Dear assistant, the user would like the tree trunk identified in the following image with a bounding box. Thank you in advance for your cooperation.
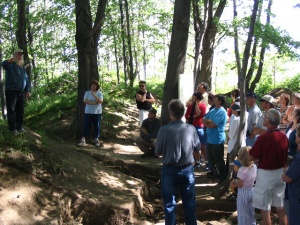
[249,0,272,92]
[111,19,120,85]
[214,0,260,197]
[16,0,31,82]
[74,0,108,138]
[124,0,134,87]
[119,0,128,85]
[0,40,7,120]
[161,0,191,125]
[192,0,206,90]
[195,0,227,88]
[26,4,37,87]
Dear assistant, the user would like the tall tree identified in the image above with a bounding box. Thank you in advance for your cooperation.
[0,39,6,119]
[193,0,227,89]
[124,0,135,87]
[161,0,191,125]
[214,0,260,198]
[74,0,108,138]
[119,0,128,85]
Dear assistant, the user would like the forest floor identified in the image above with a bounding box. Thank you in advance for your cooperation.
[0,102,280,225]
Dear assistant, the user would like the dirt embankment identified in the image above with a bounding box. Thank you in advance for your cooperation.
[0,104,238,225]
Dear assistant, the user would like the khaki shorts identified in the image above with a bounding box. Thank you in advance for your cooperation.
[252,168,285,211]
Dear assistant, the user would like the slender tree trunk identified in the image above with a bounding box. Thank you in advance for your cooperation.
[74,0,108,138]
[213,0,260,198]
[192,0,207,90]
[111,20,120,85]
[197,0,227,88]
[16,0,31,82]
[26,5,37,87]
[124,0,134,87]
[119,0,128,85]
[245,3,262,91]
[161,0,191,125]
[0,40,7,119]
[249,0,272,92]
[233,0,241,86]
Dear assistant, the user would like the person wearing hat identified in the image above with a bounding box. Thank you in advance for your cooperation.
[249,109,288,225]
[134,108,161,158]
[252,94,275,136]
[78,80,103,147]
[1,49,31,135]
[227,102,247,155]
[245,92,262,146]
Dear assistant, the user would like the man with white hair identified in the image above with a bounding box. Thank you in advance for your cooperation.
[249,109,288,225]
[2,49,31,135]
[252,94,275,136]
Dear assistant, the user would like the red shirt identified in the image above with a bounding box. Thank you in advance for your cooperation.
[249,128,288,170]
[185,102,206,127]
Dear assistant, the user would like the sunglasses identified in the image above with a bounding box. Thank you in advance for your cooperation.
[139,85,145,87]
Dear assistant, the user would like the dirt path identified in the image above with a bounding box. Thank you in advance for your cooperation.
[0,104,237,225]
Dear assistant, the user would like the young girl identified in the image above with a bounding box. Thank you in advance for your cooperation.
[234,146,257,225]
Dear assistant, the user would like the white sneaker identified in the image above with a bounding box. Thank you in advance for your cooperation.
[77,141,86,146]
[11,130,19,136]
[95,139,100,147]
[17,128,26,134]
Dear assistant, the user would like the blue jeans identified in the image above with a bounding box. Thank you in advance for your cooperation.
[246,135,257,147]
[83,114,101,139]
[161,164,197,225]
[5,90,25,131]
[194,127,206,144]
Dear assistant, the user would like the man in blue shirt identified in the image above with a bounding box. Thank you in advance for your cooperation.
[2,49,31,135]
[203,94,227,184]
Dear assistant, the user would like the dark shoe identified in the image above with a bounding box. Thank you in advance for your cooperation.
[205,167,211,172]
[141,150,153,158]
[227,194,237,201]
[193,162,202,169]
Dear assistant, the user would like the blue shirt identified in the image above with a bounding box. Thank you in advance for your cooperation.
[155,120,201,166]
[2,60,30,92]
[204,107,227,144]
[84,90,103,114]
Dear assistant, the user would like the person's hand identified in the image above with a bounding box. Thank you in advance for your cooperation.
[141,127,148,135]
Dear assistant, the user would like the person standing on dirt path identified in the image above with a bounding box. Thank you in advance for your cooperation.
[203,94,227,184]
[249,109,288,225]
[135,80,155,126]
[155,99,200,225]
[78,80,103,147]
[134,108,161,158]
[2,49,31,136]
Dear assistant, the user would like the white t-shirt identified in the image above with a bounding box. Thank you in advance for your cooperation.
[227,112,248,153]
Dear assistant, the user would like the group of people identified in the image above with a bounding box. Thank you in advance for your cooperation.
[3,48,300,225]
[133,80,300,225]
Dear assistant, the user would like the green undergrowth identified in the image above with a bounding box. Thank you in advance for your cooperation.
[0,120,32,154]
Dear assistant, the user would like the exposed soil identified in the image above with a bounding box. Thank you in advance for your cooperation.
[0,103,264,225]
